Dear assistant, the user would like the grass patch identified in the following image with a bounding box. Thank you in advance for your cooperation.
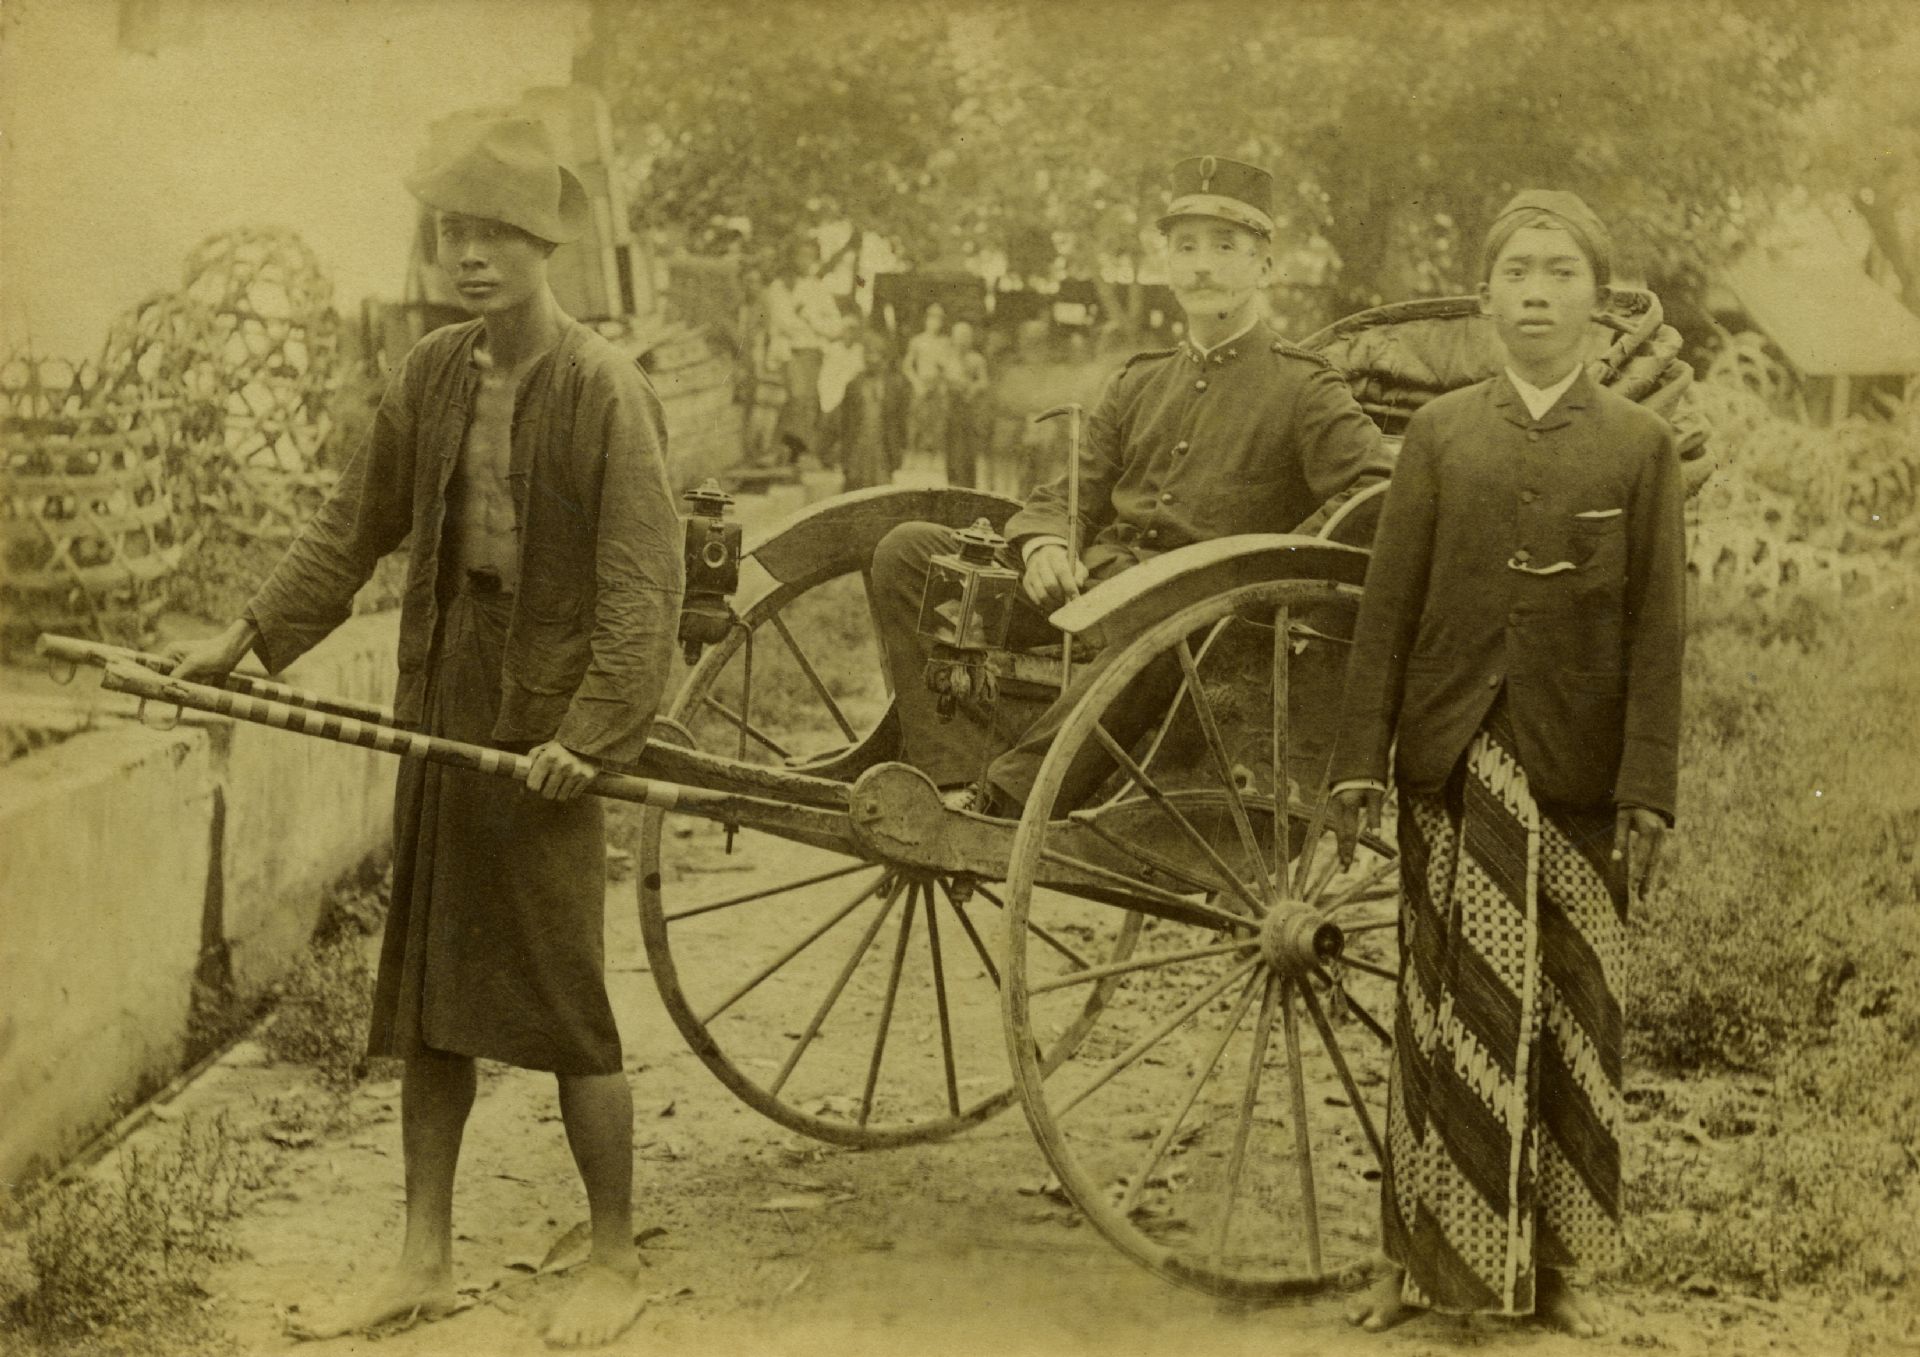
[1621,388,1920,1316]
[258,864,397,1096]
[0,1115,267,1355]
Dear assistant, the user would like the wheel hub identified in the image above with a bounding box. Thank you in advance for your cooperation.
[1258,902,1342,976]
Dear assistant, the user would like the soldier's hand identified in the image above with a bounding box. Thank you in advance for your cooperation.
[167,620,257,681]
[526,741,597,802]
[1613,804,1667,901]
[1328,786,1383,869]
[1022,543,1088,611]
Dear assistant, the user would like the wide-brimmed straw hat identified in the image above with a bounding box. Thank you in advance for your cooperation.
[405,117,588,245]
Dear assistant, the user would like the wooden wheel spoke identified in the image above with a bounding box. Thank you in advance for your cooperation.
[1173,639,1274,896]
[1057,958,1259,1117]
[922,881,962,1117]
[700,694,792,761]
[1074,812,1226,897]
[1299,981,1385,1162]
[697,871,885,1025]
[1339,919,1399,936]
[665,862,877,924]
[1317,977,1393,1047]
[1324,855,1400,913]
[1271,605,1291,878]
[975,882,1096,970]
[940,880,1000,989]
[769,874,907,1096]
[858,886,919,1126]
[1334,956,1398,984]
[1118,966,1262,1216]
[770,611,858,742]
[1028,938,1256,995]
[1288,747,1341,897]
[1088,725,1266,914]
[1031,849,1255,935]
[1301,849,1341,908]
[1278,978,1324,1275]
[1213,970,1281,1265]
[738,626,754,764]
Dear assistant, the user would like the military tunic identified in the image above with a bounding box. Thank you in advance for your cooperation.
[871,317,1390,805]
[1003,318,1389,567]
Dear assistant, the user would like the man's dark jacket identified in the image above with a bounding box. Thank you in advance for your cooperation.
[245,318,684,766]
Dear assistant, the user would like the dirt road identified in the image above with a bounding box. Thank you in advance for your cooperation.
[154,815,1868,1357]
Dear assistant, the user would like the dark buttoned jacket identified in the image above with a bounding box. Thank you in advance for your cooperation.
[1003,320,1390,572]
[1332,370,1686,820]
[245,318,685,766]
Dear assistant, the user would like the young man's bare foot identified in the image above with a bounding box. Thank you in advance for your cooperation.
[286,1263,456,1341]
[1344,1267,1417,1332]
[543,1259,646,1348]
[1536,1269,1606,1338]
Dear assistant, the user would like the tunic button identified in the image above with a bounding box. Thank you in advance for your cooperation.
[1527,430,1541,442]
[1508,611,1522,626]
[1519,488,1538,504]
[1195,378,1209,391]
[1486,674,1502,690]
[1173,441,1190,455]
[1160,491,1174,503]
[1145,529,1158,541]
[1513,547,1532,564]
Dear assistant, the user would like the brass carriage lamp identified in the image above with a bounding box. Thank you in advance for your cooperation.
[918,518,1018,719]
[678,478,741,665]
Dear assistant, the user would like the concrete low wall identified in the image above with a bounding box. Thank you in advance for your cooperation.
[0,612,400,1186]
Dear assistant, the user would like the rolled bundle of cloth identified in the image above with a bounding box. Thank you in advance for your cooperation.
[1301,286,1713,495]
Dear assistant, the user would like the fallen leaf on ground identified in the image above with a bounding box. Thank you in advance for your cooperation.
[780,1266,813,1297]
[1016,1175,1070,1204]
[264,1126,315,1148]
[657,1101,676,1118]
[755,1192,855,1212]
[538,1220,592,1274]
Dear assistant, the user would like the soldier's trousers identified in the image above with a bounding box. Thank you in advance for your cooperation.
[869,521,1180,812]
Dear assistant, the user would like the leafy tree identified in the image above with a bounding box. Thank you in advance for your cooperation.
[589,0,1897,328]
[585,0,961,258]
[1793,0,1920,304]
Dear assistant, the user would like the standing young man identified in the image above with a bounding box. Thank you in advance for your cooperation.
[1331,190,1684,1338]
[169,118,683,1348]
[870,156,1390,813]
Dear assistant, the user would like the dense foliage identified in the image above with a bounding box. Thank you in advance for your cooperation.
[590,0,1912,323]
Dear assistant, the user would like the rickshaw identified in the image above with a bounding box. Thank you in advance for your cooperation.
[48,286,1706,1304]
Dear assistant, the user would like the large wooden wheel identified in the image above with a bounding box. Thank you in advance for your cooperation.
[636,495,1140,1147]
[1002,577,1401,1300]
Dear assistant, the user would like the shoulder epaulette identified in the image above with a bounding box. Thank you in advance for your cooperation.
[1119,345,1180,375]
[1268,339,1338,371]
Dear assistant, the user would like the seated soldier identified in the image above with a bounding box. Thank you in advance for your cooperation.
[869,155,1392,815]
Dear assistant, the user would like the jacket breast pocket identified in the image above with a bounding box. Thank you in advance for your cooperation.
[1566,509,1626,578]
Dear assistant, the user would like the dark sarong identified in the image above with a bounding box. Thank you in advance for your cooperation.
[367,581,621,1075]
[1383,702,1626,1316]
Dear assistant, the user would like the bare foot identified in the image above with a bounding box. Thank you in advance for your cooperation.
[543,1261,647,1348]
[1345,1268,1417,1332]
[1537,1270,1607,1338]
[286,1264,456,1341]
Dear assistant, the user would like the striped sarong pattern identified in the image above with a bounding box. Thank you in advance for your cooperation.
[1381,703,1627,1316]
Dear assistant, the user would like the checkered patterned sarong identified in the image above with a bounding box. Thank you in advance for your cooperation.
[1382,703,1627,1316]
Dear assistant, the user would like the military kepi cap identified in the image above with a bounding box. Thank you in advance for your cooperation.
[1156,155,1275,239]
[406,117,588,245]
